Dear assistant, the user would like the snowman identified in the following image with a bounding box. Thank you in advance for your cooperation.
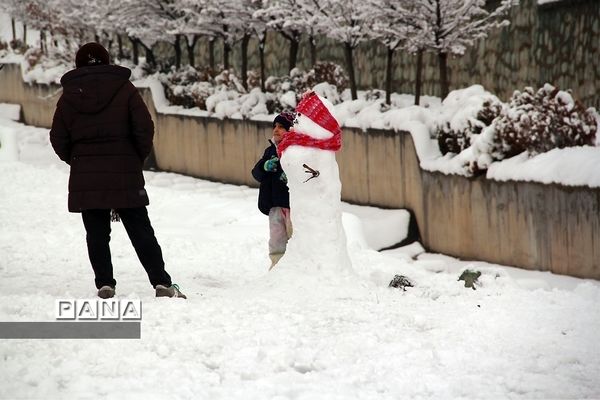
[275,91,353,274]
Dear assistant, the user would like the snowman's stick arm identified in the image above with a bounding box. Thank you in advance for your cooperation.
[302,163,320,183]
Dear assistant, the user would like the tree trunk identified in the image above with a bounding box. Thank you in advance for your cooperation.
[23,24,27,44]
[208,39,215,71]
[223,40,231,70]
[259,34,266,92]
[415,49,423,106]
[288,37,299,72]
[309,35,317,66]
[130,37,139,65]
[438,51,449,99]
[185,35,199,67]
[106,32,113,56]
[174,34,182,69]
[117,35,124,59]
[144,44,156,67]
[40,30,45,54]
[344,42,357,100]
[94,34,100,43]
[11,18,16,42]
[222,23,231,70]
[385,47,394,105]
[241,34,250,90]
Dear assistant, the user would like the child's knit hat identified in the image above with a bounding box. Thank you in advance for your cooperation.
[273,111,295,131]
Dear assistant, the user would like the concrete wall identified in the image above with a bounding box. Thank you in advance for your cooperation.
[1,62,599,279]
[0,65,59,127]
[418,173,600,279]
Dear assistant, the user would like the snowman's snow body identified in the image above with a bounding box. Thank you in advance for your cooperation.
[277,93,352,273]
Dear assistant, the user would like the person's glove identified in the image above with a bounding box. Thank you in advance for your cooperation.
[264,156,279,172]
[279,171,288,184]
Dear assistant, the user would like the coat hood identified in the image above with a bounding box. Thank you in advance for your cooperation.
[60,65,132,114]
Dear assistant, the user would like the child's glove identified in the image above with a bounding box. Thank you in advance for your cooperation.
[264,156,279,172]
[279,171,288,184]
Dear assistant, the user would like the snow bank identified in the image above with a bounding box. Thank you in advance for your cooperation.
[0,125,18,161]
[0,103,20,121]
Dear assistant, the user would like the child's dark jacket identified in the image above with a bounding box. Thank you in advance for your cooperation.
[252,141,290,215]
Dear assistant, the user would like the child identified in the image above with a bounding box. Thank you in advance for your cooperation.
[252,111,295,269]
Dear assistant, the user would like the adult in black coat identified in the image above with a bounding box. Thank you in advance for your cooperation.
[252,112,294,268]
[49,42,185,299]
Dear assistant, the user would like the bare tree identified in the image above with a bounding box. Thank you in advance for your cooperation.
[201,0,246,71]
[254,0,304,72]
[363,0,432,104]
[410,0,513,99]
[311,0,371,100]
[250,0,271,90]
[1,0,29,43]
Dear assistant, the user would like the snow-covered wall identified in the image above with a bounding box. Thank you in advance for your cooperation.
[1,62,599,279]
[0,64,60,128]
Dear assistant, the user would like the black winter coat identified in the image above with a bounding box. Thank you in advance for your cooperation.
[252,141,290,215]
[50,65,153,212]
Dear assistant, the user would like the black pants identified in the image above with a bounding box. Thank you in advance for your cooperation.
[81,207,172,289]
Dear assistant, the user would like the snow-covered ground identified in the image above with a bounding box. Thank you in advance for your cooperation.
[1,105,600,399]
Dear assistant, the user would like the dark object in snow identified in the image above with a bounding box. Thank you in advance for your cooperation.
[458,269,481,290]
[389,275,414,291]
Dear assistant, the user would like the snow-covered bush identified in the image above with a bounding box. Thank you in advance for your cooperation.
[246,69,262,90]
[8,39,27,53]
[438,99,503,155]
[302,62,348,95]
[491,84,598,159]
[169,81,214,110]
[0,40,8,58]
[21,47,73,84]
[435,84,599,176]
[265,62,348,106]
[273,62,348,111]
[158,62,348,115]
[24,47,44,68]
[164,65,213,86]
[214,69,247,93]
[0,38,26,57]
[160,66,215,109]
[435,86,503,155]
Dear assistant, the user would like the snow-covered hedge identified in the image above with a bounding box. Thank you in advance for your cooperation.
[159,62,348,116]
[492,85,597,158]
[436,89,503,155]
[0,39,27,57]
[436,84,599,175]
